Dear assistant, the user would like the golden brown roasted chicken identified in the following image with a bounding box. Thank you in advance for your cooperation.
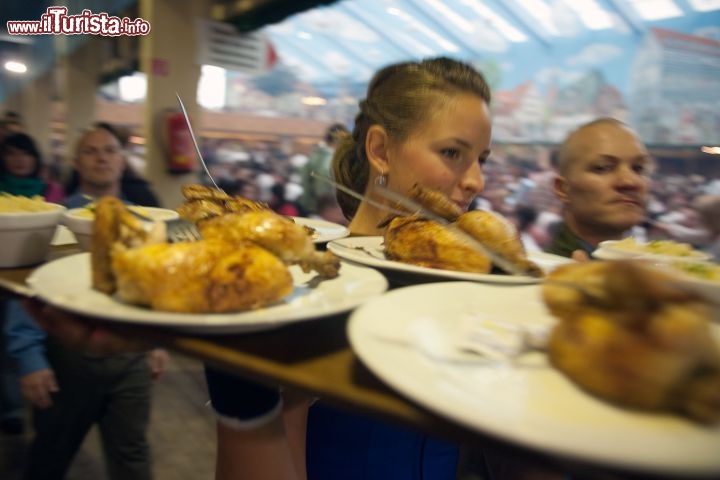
[384,216,492,273]
[176,184,269,223]
[383,185,542,276]
[176,184,338,278]
[91,197,167,294]
[199,210,340,278]
[90,192,338,314]
[543,260,720,424]
[111,239,292,313]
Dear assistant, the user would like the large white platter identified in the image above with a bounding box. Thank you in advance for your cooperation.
[292,217,349,243]
[347,281,720,476]
[27,253,387,334]
[328,236,573,284]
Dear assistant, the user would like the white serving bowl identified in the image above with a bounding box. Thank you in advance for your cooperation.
[0,203,66,268]
[62,206,180,251]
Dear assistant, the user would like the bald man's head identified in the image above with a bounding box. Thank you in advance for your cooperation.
[556,118,645,176]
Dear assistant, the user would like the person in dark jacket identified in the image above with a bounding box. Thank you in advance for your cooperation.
[6,123,168,480]
[63,123,160,208]
[545,118,652,260]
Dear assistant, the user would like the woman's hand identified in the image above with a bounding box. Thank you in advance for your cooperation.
[571,250,590,262]
[147,348,170,380]
[20,368,59,409]
[21,298,147,356]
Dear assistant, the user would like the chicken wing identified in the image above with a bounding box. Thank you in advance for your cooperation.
[543,260,720,424]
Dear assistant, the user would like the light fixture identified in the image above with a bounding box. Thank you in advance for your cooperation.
[4,60,27,74]
[514,0,560,35]
[459,0,528,42]
[701,146,720,154]
[301,96,327,106]
[385,5,458,52]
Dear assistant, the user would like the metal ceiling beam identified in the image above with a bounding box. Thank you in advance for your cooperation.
[601,0,645,36]
[313,32,379,72]
[405,0,500,57]
[269,37,338,77]
[671,0,697,17]
[488,0,551,49]
[337,1,420,58]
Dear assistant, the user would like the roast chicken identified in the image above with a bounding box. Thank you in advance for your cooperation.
[384,217,492,273]
[90,189,339,314]
[199,211,340,278]
[382,185,542,277]
[179,185,339,277]
[543,260,720,424]
[111,239,292,313]
[176,184,271,222]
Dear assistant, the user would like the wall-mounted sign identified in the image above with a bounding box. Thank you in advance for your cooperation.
[196,19,277,74]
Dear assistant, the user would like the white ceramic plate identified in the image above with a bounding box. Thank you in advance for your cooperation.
[51,225,77,246]
[327,236,573,284]
[292,217,349,243]
[27,253,387,334]
[347,282,720,476]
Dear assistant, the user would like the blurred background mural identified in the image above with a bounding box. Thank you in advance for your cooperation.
[1,0,719,147]
[208,0,720,146]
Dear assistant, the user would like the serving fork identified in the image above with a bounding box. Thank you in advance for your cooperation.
[121,92,216,243]
[122,208,201,243]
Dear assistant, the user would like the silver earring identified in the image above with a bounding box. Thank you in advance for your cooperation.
[375,172,387,187]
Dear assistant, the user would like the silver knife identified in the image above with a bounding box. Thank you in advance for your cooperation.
[310,172,534,277]
[372,185,533,277]
[175,92,222,192]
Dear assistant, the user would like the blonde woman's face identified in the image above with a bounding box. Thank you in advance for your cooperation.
[386,93,491,212]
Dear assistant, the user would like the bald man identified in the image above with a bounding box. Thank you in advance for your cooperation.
[545,118,653,259]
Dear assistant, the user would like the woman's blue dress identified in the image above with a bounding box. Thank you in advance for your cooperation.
[307,402,459,480]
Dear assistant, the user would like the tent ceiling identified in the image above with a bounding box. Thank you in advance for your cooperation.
[1,0,718,101]
[253,0,720,94]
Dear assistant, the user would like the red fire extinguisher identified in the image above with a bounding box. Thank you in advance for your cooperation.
[166,111,195,174]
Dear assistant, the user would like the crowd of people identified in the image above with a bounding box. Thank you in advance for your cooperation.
[1,52,719,480]
[194,124,720,262]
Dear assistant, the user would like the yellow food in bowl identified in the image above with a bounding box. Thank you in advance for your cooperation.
[0,193,58,212]
[671,261,720,282]
[0,195,66,267]
[62,205,179,251]
[71,203,151,219]
[609,237,708,259]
